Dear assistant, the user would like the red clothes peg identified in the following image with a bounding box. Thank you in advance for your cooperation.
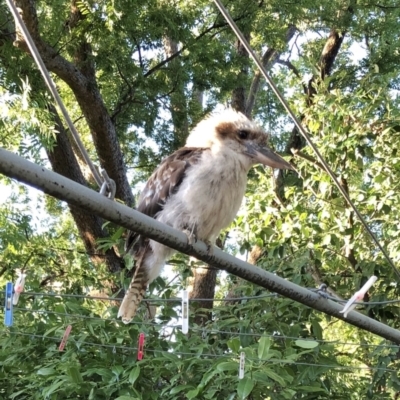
[137,333,145,360]
[59,325,72,351]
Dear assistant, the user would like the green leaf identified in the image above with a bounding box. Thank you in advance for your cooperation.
[199,368,219,387]
[186,388,200,399]
[295,339,319,349]
[111,226,125,241]
[37,367,57,375]
[311,320,323,340]
[258,336,271,360]
[227,337,240,353]
[295,385,326,393]
[10,390,28,399]
[161,352,180,362]
[240,326,253,348]
[112,365,124,378]
[114,396,140,400]
[322,234,331,246]
[43,326,61,337]
[237,377,254,400]
[128,366,140,385]
[216,362,239,372]
[219,317,238,328]
[42,380,65,397]
[264,369,286,386]
[124,254,134,270]
[66,366,83,383]
[170,385,195,395]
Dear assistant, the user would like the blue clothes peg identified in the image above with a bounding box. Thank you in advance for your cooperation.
[5,282,13,327]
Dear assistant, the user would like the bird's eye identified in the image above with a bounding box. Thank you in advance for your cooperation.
[238,130,248,140]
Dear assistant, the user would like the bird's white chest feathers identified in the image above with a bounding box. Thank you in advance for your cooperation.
[158,150,249,241]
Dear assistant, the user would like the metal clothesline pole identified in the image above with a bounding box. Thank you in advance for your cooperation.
[0,147,400,344]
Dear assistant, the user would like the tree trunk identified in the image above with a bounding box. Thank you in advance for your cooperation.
[47,106,124,278]
[188,265,218,326]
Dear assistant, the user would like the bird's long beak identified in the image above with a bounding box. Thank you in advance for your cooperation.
[246,143,293,170]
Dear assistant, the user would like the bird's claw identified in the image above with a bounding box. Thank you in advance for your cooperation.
[183,228,197,245]
[204,239,214,255]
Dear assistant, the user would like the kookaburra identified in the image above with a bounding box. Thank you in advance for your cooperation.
[118,109,293,323]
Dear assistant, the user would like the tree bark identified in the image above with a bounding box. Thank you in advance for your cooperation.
[47,106,124,276]
[188,265,218,325]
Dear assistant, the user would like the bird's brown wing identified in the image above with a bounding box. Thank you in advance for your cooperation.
[125,147,207,254]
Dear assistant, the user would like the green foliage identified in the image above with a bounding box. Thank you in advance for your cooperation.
[2,0,400,398]
[2,282,399,399]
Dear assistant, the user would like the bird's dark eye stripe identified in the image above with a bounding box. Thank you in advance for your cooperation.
[238,130,248,139]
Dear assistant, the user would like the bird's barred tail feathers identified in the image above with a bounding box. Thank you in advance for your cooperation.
[118,263,148,324]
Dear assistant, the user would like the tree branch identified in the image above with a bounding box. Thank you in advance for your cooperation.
[290,148,326,172]
[111,21,230,120]
[13,0,134,206]
[245,25,297,116]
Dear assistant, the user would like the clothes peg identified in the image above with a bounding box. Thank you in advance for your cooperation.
[59,325,72,351]
[4,282,13,327]
[137,333,145,360]
[340,276,378,318]
[239,351,245,379]
[13,273,26,305]
[182,290,189,334]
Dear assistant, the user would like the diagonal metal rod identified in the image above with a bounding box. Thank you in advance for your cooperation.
[213,0,400,281]
[5,0,103,188]
[1,147,400,344]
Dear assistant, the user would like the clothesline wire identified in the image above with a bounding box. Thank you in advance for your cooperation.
[4,290,400,306]
[9,291,279,303]
[1,329,396,373]
[9,307,400,349]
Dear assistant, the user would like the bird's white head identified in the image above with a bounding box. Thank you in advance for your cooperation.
[185,109,293,171]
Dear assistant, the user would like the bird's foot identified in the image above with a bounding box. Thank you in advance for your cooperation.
[183,227,197,245]
[203,239,214,255]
